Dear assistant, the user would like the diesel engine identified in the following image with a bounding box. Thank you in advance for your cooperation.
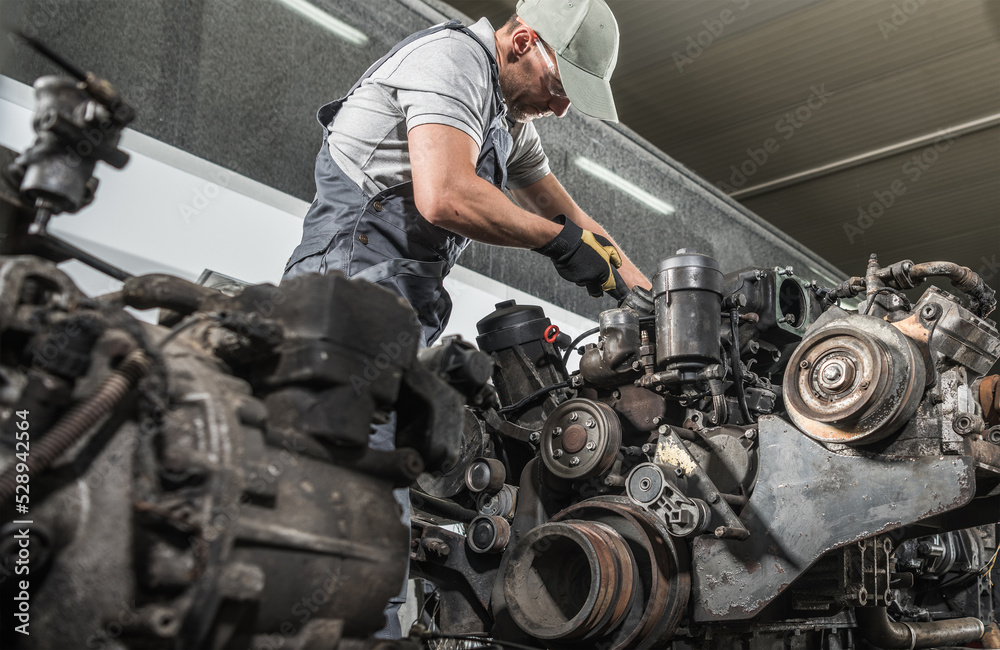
[409,251,1000,650]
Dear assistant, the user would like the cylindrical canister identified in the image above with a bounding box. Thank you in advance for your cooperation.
[654,250,723,369]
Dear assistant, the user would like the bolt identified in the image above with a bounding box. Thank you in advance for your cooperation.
[553,427,563,437]
[745,429,757,440]
[799,360,810,369]
[860,380,870,389]
[585,418,596,428]
[585,441,596,451]
[658,425,668,434]
[674,467,685,478]
[641,443,653,454]
[708,492,720,504]
[655,385,665,392]
[425,539,450,557]
[569,413,579,422]
[530,431,540,443]
[652,416,662,425]
[822,363,843,383]
[632,360,643,370]
[569,456,581,467]
[817,358,854,391]
[553,449,564,459]
[612,390,621,399]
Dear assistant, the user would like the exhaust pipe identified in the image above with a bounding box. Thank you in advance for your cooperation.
[855,607,985,649]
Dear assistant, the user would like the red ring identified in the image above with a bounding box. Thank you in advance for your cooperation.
[544,324,559,343]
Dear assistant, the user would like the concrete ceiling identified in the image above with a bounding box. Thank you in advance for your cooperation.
[447,0,1000,288]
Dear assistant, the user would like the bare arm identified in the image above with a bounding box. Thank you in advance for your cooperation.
[409,123,561,248]
[511,173,652,290]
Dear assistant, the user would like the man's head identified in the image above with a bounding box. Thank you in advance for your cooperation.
[495,0,620,124]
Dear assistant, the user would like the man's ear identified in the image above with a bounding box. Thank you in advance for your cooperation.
[509,26,533,57]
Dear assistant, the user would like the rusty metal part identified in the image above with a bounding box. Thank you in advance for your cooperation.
[784,309,925,445]
[790,536,896,612]
[626,462,711,538]
[122,273,217,314]
[603,382,668,435]
[907,260,996,317]
[983,622,1000,648]
[410,519,497,628]
[466,515,510,554]
[654,426,749,539]
[0,348,151,505]
[580,308,642,386]
[502,518,636,641]
[540,398,621,480]
[477,484,518,520]
[910,286,1000,375]
[464,457,506,493]
[545,498,690,650]
[855,606,985,649]
[691,416,976,622]
[980,375,1000,426]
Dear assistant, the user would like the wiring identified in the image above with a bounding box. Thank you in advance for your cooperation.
[561,325,600,367]
[862,287,912,315]
[981,544,999,589]
[497,380,570,415]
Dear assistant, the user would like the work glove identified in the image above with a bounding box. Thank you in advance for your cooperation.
[534,215,627,299]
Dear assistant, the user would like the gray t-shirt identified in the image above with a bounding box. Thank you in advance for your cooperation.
[326,18,551,197]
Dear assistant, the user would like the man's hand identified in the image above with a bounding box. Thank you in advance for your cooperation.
[535,215,626,298]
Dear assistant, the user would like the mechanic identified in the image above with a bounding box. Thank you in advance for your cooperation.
[282,0,649,638]
[284,0,650,347]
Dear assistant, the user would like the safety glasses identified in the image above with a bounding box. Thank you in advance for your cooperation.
[517,17,568,99]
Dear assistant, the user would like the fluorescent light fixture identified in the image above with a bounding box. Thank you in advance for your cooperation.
[573,157,675,215]
[274,0,369,46]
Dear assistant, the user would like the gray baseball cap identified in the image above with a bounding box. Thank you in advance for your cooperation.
[516,0,620,122]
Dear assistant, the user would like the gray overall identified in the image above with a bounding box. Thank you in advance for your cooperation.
[283,20,513,348]
[282,21,512,638]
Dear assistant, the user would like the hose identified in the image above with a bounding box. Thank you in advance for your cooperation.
[561,326,600,368]
[855,606,985,649]
[908,261,996,317]
[497,381,570,415]
[0,349,153,506]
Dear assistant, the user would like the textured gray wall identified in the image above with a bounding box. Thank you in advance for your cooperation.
[1,0,844,321]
